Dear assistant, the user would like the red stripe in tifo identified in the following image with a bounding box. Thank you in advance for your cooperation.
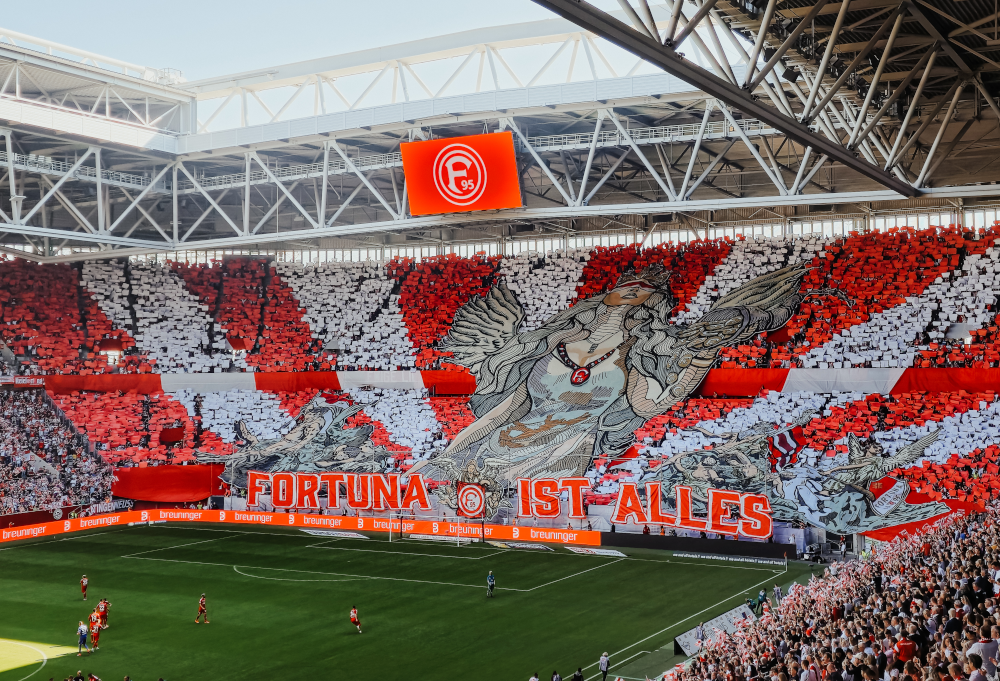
[696,369,790,397]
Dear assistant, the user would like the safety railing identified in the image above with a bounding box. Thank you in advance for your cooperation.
[520,118,791,151]
[175,151,404,192]
[0,150,154,189]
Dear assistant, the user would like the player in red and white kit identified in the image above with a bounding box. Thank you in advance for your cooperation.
[80,575,88,601]
[90,619,101,650]
[350,606,361,633]
[97,598,110,629]
[195,593,209,624]
[89,609,100,630]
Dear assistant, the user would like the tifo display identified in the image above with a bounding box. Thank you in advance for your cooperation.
[3,225,1000,543]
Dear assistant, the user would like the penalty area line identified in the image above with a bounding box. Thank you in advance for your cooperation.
[305,543,507,560]
[523,558,625,592]
[232,566,368,583]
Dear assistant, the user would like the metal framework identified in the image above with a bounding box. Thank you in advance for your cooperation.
[2,1,1000,262]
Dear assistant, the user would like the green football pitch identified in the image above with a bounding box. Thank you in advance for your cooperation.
[0,523,815,681]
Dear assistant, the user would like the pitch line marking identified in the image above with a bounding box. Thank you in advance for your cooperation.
[523,558,625,591]
[137,524,783,573]
[126,555,512,590]
[581,564,788,681]
[305,543,507,560]
[124,553,625,592]
[121,534,243,558]
[232,566,367,583]
[2,640,47,681]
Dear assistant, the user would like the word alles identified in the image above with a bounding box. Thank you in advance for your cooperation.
[517,478,773,539]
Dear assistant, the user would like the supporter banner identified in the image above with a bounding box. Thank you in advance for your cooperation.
[45,374,163,394]
[674,603,756,656]
[112,464,226,502]
[671,551,787,566]
[0,497,132,530]
[601,532,790,559]
[515,477,773,539]
[0,376,45,387]
[0,509,601,546]
[0,505,75,528]
[241,471,773,539]
[401,132,522,216]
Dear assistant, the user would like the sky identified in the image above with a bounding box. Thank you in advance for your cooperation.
[5,0,615,81]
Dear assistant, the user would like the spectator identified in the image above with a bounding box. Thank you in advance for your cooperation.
[673,511,1000,681]
[0,390,112,515]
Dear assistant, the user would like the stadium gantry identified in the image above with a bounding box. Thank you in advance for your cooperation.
[2,0,1000,263]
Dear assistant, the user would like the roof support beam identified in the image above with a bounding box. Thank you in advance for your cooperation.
[530,0,917,197]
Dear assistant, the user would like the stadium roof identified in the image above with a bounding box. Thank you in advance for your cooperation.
[1,0,999,262]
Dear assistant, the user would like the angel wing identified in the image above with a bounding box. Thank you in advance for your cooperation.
[843,430,939,482]
[676,264,813,361]
[710,263,809,312]
[440,279,525,375]
[882,430,940,474]
[234,420,259,447]
[846,432,868,465]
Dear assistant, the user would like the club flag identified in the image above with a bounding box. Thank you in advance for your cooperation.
[768,426,804,472]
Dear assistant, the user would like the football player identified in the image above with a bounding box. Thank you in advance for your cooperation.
[195,593,209,624]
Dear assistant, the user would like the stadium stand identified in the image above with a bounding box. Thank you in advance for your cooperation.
[500,249,588,330]
[0,390,112,514]
[675,510,998,681]
[53,390,233,466]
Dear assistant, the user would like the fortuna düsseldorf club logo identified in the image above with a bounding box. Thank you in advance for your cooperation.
[433,144,488,206]
[457,482,486,517]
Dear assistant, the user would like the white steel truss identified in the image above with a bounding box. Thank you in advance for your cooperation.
[1,5,1000,261]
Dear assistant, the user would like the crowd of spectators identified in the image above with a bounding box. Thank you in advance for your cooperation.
[677,511,1000,681]
[0,389,113,515]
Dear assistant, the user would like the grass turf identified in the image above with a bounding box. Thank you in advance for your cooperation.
[0,523,813,681]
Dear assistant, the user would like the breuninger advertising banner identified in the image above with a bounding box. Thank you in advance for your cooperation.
[0,509,602,546]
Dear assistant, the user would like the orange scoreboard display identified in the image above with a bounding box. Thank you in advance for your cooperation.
[400,131,522,216]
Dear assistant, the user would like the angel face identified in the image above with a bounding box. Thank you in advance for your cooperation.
[603,283,655,307]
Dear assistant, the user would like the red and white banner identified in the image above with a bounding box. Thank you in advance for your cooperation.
[0,376,45,387]
[42,369,476,395]
[36,368,1000,397]
[608,483,774,539]
[401,132,522,216]
[513,477,773,539]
